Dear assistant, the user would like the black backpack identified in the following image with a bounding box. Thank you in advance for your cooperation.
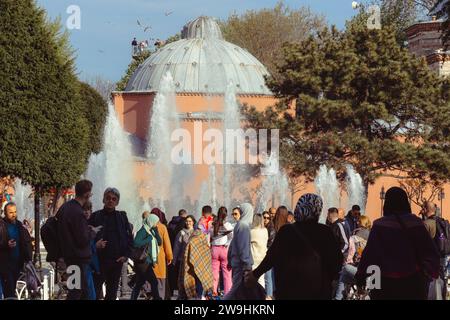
[40,216,61,262]
[434,217,450,257]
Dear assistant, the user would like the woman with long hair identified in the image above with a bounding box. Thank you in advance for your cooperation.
[150,208,173,299]
[209,207,233,295]
[263,211,276,299]
[273,206,289,232]
[250,213,268,289]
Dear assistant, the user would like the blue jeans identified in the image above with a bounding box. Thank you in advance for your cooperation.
[0,275,3,299]
[335,264,357,300]
[86,265,96,300]
[264,268,274,297]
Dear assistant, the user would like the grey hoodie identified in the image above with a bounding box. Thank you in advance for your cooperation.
[227,203,254,270]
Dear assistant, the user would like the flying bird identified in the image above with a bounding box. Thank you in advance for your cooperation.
[165,11,174,16]
[137,19,152,32]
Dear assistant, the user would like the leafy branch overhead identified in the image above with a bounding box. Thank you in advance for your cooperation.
[244,16,450,189]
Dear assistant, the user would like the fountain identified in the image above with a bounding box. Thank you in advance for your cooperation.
[222,81,244,209]
[85,103,141,228]
[13,178,34,221]
[256,152,289,213]
[314,165,340,224]
[144,71,185,217]
[346,164,366,212]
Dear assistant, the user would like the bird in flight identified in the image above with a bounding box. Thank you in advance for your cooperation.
[137,19,152,32]
[165,11,174,16]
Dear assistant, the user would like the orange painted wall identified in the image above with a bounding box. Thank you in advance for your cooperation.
[113,92,279,140]
[113,92,450,222]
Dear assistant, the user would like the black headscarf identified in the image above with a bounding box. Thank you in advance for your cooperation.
[383,187,412,216]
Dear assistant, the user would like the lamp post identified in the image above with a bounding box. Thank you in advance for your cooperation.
[438,188,445,216]
[380,186,386,215]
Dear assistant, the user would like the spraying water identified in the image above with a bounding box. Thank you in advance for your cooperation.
[346,164,366,212]
[146,72,180,213]
[314,165,340,224]
[223,81,243,208]
[13,179,34,221]
[85,103,141,228]
[256,152,289,213]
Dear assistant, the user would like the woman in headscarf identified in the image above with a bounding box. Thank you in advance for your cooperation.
[223,203,254,300]
[245,194,342,300]
[150,208,173,299]
[150,207,168,225]
[130,214,162,300]
[355,187,440,300]
[173,215,196,299]
[178,229,214,299]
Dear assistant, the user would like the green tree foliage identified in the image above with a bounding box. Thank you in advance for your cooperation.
[430,0,450,46]
[78,82,108,154]
[115,34,181,91]
[360,1,439,45]
[244,19,450,190]
[220,1,326,77]
[0,0,90,189]
[115,50,151,91]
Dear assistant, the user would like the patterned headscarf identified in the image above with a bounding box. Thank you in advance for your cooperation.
[294,193,323,222]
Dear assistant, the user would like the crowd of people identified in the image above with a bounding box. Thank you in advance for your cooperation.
[0,179,448,300]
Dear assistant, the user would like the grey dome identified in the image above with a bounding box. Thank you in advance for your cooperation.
[125,16,272,95]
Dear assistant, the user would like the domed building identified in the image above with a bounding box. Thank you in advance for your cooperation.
[114,16,277,141]
[112,16,283,213]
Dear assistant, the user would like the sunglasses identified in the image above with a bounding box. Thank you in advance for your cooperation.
[106,196,118,201]
[263,216,270,220]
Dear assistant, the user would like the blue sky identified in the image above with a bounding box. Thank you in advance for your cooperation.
[36,0,358,82]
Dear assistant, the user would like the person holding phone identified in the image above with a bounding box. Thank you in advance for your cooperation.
[0,202,32,299]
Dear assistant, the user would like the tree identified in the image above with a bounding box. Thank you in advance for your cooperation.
[78,82,108,154]
[115,34,181,91]
[116,50,152,91]
[244,19,450,199]
[0,0,92,265]
[360,0,439,45]
[430,0,450,47]
[399,177,442,206]
[220,1,326,77]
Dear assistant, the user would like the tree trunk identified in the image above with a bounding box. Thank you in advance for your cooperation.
[33,189,41,269]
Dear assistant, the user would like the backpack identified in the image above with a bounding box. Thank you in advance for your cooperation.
[40,216,60,262]
[434,217,450,257]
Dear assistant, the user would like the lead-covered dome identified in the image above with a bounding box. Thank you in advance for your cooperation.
[125,16,272,95]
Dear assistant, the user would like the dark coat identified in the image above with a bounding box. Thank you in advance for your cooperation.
[89,209,133,261]
[253,221,343,300]
[0,218,33,273]
[56,199,91,264]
